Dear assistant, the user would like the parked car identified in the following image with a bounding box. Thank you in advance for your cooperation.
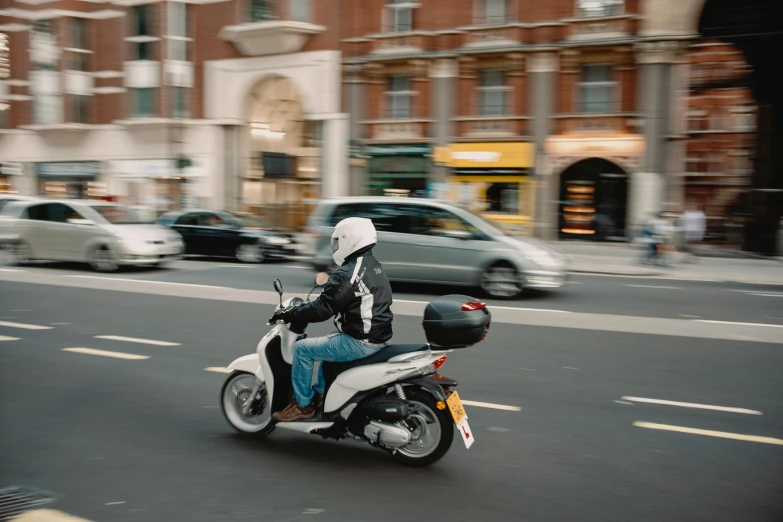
[0,199,185,271]
[0,195,40,212]
[303,197,569,299]
[156,210,296,263]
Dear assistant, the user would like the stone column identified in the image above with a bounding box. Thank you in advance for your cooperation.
[527,52,558,240]
[633,41,680,225]
[429,59,458,184]
[344,65,365,196]
[321,114,350,199]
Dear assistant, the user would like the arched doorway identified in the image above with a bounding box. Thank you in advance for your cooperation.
[244,75,321,228]
[558,158,628,241]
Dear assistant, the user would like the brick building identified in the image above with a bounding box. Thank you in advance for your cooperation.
[0,0,761,241]
[679,40,756,246]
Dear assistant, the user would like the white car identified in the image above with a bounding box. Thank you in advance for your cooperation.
[0,199,185,271]
[0,194,40,212]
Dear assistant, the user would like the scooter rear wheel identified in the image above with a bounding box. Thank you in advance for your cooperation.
[393,388,454,467]
[221,371,275,436]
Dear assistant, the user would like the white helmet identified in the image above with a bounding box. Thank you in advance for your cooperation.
[331,217,377,266]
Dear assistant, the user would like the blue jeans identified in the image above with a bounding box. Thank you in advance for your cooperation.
[291,333,384,408]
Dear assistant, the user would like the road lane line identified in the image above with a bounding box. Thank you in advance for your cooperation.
[62,347,150,360]
[204,366,233,374]
[621,396,762,415]
[749,293,783,297]
[462,400,521,412]
[633,421,783,446]
[0,320,53,330]
[95,335,181,346]
[0,268,24,272]
[694,319,783,328]
[625,284,682,289]
[68,275,225,289]
[0,335,21,342]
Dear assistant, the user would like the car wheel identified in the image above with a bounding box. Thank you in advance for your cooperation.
[480,262,524,299]
[11,241,32,266]
[89,245,119,272]
[236,242,265,264]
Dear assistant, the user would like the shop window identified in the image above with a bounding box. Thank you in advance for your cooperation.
[477,69,508,116]
[385,0,413,33]
[289,0,310,22]
[576,0,623,17]
[579,64,616,114]
[250,0,277,22]
[131,88,157,118]
[386,75,413,119]
[172,86,190,118]
[476,0,509,25]
[485,182,519,214]
[71,94,89,124]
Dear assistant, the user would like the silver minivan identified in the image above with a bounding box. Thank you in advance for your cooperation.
[302,197,569,299]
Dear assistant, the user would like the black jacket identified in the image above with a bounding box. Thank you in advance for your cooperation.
[290,249,394,343]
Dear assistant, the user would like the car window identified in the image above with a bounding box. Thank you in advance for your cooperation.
[415,206,490,240]
[363,203,417,234]
[200,213,229,227]
[0,199,15,212]
[327,204,364,227]
[47,203,85,224]
[27,203,52,221]
[174,213,199,226]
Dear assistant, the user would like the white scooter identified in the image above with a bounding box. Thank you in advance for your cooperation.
[220,273,491,466]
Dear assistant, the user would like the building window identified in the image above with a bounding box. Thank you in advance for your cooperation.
[136,41,154,60]
[167,2,188,61]
[289,0,310,22]
[385,0,413,32]
[0,103,9,129]
[731,108,755,130]
[709,108,727,131]
[31,20,58,71]
[250,0,277,21]
[579,64,616,114]
[172,86,189,118]
[688,110,707,132]
[477,69,508,116]
[386,75,413,119]
[133,5,155,60]
[71,18,89,71]
[576,0,623,17]
[33,95,62,124]
[70,94,89,123]
[131,87,156,117]
[476,0,509,25]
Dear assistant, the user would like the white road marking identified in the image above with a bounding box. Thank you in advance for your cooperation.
[563,366,580,370]
[204,366,233,374]
[68,275,224,289]
[11,309,31,312]
[679,314,701,318]
[519,367,538,372]
[694,319,783,329]
[621,396,762,415]
[730,289,783,295]
[0,320,53,330]
[303,508,325,514]
[625,284,682,290]
[749,293,783,297]
[286,265,311,270]
[95,335,181,346]
[62,347,150,360]
[566,281,583,284]
[614,400,634,406]
[393,299,570,314]
[0,335,21,342]
[51,322,71,326]
[633,421,783,446]
[218,264,256,268]
[462,400,521,412]
[0,268,23,272]
[105,501,126,506]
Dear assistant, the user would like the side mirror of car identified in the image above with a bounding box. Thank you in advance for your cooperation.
[68,218,95,226]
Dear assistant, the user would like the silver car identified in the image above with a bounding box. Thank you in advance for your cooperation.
[0,199,185,272]
[303,197,569,299]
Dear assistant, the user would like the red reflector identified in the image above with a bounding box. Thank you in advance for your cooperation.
[461,300,486,311]
[432,355,448,370]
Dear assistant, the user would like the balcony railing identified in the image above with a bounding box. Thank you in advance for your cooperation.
[554,114,636,134]
[369,32,425,54]
[454,116,529,137]
[463,26,518,46]
[568,17,631,39]
[362,119,430,141]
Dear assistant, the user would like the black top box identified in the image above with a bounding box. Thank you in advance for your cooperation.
[422,295,491,348]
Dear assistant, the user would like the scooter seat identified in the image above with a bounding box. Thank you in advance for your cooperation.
[322,344,429,394]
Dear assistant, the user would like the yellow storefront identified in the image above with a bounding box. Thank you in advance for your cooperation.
[434,142,536,235]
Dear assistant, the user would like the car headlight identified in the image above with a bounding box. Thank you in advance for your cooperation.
[522,248,559,267]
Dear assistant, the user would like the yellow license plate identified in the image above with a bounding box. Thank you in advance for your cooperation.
[446,391,467,425]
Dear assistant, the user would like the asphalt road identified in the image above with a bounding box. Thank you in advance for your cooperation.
[1,259,783,522]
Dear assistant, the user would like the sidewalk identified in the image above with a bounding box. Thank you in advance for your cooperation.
[555,242,783,284]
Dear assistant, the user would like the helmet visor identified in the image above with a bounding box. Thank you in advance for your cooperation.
[330,236,339,254]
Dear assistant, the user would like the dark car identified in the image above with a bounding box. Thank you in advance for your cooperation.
[156,210,296,263]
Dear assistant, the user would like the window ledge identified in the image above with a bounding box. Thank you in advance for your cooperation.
[219,20,325,56]
[553,113,638,119]
[453,115,530,121]
[19,123,92,132]
[360,118,433,124]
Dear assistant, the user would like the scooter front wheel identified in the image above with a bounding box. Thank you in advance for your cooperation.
[221,371,275,436]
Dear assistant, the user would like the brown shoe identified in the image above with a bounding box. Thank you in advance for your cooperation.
[313,393,324,411]
[273,400,315,422]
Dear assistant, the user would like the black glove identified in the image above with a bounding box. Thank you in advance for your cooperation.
[268,304,299,325]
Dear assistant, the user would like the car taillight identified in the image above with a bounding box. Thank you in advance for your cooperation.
[461,300,486,311]
[432,355,448,370]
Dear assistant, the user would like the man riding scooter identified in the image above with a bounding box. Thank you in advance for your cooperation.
[268,217,394,422]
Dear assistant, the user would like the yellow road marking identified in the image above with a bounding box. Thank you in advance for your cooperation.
[634,421,783,446]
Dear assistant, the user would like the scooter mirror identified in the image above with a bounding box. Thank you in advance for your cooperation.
[314,272,329,287]
[273,279,284,306]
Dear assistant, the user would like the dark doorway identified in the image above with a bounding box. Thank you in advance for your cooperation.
[558,158,628,241]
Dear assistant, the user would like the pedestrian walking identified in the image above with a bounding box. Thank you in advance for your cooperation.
[679,203,707,263]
